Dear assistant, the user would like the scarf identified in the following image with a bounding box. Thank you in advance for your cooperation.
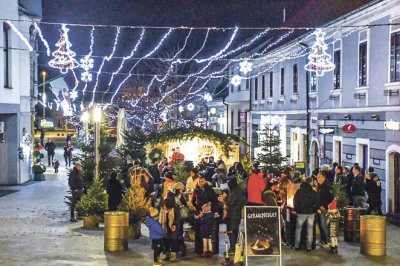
[159,207,175,231]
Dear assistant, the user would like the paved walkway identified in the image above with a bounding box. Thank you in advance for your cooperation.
[0,150,400,265]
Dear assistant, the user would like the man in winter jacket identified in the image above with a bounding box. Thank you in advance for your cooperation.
[68,163,83,222]
[293,178,320,251]
[317,171,334,246]
[351,165,366,207]
[365,167,383,215]
[44,138,56,167]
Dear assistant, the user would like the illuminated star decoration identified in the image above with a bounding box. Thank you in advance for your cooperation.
[178,105,184,112]
[70,90,78,101]
[187,103,195,111]
[239,60,252,74]
[231,75,242,86]
[204,93,212,102]
[80,55,94,82]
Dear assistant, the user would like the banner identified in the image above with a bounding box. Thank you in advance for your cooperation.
[244,206,281,259]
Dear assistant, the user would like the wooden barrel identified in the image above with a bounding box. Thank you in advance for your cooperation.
[344,207,367,242]
[360,215,386,256]
[104,212,129,252]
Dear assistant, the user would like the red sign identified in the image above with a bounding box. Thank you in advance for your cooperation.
[342,124,356,133]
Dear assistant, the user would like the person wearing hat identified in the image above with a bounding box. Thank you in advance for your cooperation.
[195,202,215,257]
[326,199,341,254]
[144,207,166,266]
[162,171,177,200]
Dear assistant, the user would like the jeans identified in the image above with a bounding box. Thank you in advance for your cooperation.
[70,189,83,219]
[47,153,54,166]
[353,196,366,208]
[65,156,71,167]
[295,213,315,250]
[317,210,329,243]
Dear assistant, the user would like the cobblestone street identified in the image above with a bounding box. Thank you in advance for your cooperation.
[0,150,399,265]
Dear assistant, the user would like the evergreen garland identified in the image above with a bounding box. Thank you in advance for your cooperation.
[257,124,288,174]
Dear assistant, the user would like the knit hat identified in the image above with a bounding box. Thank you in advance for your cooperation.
[149,207,159,218]
[174,182,184,191]
[328,200,337,210]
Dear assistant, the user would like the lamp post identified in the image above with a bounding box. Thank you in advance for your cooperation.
[80,111,89,145]
[93,106,101,180]
[42,71,46,118]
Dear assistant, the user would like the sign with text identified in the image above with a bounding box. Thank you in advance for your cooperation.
[244,206,281,259]
[318,127,335,134]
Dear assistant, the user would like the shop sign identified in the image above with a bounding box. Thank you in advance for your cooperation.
[40,119,55,129]
[384,120,400,131]
[318,127,335,134]
[342,124,356,133]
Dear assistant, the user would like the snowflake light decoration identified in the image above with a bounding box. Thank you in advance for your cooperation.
[239,60,252,74]
[187,103,195,111]
[230,75,242,86]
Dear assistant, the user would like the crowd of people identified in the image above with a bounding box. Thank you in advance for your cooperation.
[67,144,383,265]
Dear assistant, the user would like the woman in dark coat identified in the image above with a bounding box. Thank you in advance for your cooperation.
[106,171,123,211]
[159,198,181,262]
[226,179,246,253]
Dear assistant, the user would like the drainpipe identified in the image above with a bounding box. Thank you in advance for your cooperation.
[222,96,229,134]
[303,43,311,176]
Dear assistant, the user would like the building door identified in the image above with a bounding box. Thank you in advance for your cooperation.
[362,144,368,173]
[394,152,400,213]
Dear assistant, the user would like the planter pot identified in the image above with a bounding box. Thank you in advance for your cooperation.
[83,215,100,229]
[128,223,141,240]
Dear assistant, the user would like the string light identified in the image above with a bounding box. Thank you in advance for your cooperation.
[33,22,50,55]
[4,20,33,52]
[204,93,212,102]
[90,27,121,107]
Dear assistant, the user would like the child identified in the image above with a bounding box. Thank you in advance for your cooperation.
[195,202,215,258]
[326,199,341,254]
[53,159,60,173]
[144,207,166,266]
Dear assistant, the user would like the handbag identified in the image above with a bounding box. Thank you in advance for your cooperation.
[180,206,190,219]
[234,231,244,264]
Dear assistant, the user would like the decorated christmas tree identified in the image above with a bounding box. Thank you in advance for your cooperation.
[48,24,79,74]
[257,124,287,174]
[304,29,335,76]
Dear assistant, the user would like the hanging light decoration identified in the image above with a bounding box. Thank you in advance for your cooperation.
[178,105,184,112]
[239,60,252,74]
[187,103,195,111]
[204,93,213,102]
[230,75,242,86]
[305,29,335,76]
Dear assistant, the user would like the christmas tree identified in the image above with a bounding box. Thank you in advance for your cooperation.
[304,29,335,76]
[49,24,79,74]
[76,179,108,217]
[256,124,287,175]
[117,127,147,165]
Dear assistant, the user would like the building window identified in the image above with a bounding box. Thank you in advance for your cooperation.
[261,75,265,100]
[246,74,250,90]
[293,64,298,94]
[333,50,341,89]
[359,42,367,86]
[269,71,273,97]
[237,110,241,136]
[3,23,11,88]
[254,77,258,101]
[310,71,317,92]
[390,31,400,82]
[280,67,284,96]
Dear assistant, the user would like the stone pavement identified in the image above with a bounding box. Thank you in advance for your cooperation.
[0,150,400,265]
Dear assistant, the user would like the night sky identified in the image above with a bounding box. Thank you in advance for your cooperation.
[38,0,373,103]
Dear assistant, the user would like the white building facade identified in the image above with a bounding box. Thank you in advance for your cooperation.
[0,0,41,184]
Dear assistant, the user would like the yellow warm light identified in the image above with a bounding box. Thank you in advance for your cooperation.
[93,107,102,122]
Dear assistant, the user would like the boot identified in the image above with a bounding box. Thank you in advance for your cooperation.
[329,246,335,254]
[334,246,338,254]
[169,252,177,262]
[161,252,170,261]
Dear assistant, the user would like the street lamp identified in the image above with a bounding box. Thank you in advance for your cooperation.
[93,106,101,180]
[80,111,89,145]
